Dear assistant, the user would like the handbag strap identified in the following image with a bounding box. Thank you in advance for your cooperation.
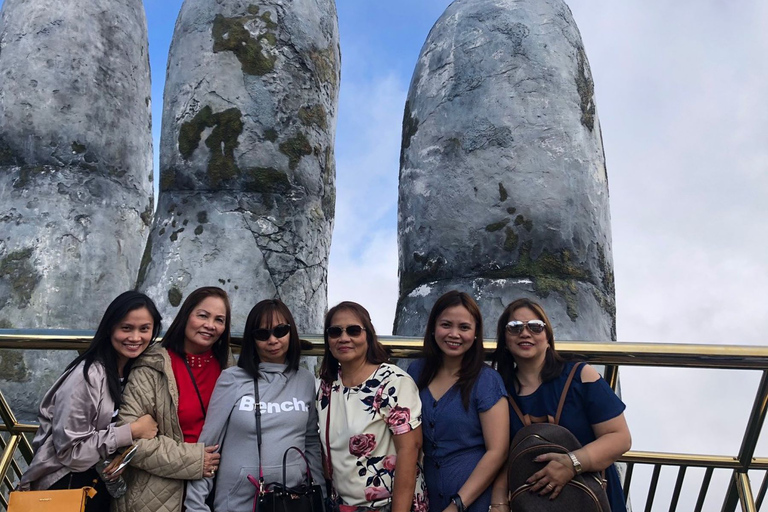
[323,383,337,500]
[507,362,584,426]
[253,376,265,489]
[182,356,207,419]
[282,446,316,486]
[554,362,583,424]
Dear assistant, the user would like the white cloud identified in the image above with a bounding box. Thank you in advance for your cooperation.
[328,72,408,332]
[328,229,399,335]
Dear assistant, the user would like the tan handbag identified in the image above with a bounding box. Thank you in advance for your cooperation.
[8,486,97,512]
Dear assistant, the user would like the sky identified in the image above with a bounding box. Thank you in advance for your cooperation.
[140,2,768,509]
[2,0,765,509]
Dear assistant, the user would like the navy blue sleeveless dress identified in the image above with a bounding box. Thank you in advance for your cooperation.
[509,361,627,512]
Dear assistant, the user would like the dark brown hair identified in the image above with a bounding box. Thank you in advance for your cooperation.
[162,286,231,369]
[491,298,565,393]
[238,299,301,379]
[416,290,485,410]
[319,301,389,383]
[67,291,162,407]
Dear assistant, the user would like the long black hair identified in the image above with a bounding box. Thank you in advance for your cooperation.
[416,290,485,410]
[65,291,162,407]
[161,286,231,369]
[238,299,301,379]
[491,298,565,394]
[319,301,389,383]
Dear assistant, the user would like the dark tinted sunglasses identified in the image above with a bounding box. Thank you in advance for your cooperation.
[327,325,365,339]
[506,320,546,335]
[253,324,291,341]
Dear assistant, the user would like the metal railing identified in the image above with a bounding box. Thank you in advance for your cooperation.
[2,331,768,511]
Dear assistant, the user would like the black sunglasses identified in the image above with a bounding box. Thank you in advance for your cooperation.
[506,320,546,335]
[253,324,291,341]
[326,325,366,339]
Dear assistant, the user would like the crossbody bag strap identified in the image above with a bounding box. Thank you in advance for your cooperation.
[324,384,337,500]
[253,376,265,491]
[554,362,583,425]
[182,357,207,419]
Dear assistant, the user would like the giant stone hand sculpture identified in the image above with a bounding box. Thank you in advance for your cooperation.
[395,0,615,341]
[0,0,153,418]
[137,0,340,330]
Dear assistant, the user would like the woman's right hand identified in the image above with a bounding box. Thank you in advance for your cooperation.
[130,414,158,440]
[203,445,220,478]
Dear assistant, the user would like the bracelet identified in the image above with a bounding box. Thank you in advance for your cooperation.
[567,451,584,475]
[488,504,509,511]
[450,494,466,512]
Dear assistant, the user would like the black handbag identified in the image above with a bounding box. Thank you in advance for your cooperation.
[249,447,325,512]
[247,376,324,512]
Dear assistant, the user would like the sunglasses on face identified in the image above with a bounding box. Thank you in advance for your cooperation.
[506,320,546,335]
[326,325,366,339]
[253,324,291,341]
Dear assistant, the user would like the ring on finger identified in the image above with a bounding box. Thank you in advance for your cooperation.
[545,483,554,490]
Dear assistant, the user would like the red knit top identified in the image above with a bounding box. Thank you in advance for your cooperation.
[169,349,222,443]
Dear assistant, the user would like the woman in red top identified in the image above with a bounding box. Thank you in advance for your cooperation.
[116,287,233,512]
[163,287,232,443]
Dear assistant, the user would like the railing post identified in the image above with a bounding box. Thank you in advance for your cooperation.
[723,370,768,512]
[734,471,757,512]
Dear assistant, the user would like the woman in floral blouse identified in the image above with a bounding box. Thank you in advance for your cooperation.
[318,301,427,512]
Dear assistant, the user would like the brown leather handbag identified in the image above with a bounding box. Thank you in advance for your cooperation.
[507,363,611,512]
[8,486,97,512]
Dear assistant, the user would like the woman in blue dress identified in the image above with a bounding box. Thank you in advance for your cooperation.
[491,298,631,511]
[407,290,509,512]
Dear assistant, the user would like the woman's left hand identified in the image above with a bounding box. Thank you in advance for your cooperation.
[525,452,575,499]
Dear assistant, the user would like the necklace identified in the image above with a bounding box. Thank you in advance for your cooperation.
[185,351,214,369]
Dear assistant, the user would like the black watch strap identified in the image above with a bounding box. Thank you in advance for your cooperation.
[450,494,465,512]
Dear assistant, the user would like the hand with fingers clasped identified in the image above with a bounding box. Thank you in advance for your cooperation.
[203,444,220,479]
[526,452,576,500]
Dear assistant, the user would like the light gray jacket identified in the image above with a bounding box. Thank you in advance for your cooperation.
[19,360,134,490]
[184,364,323,512]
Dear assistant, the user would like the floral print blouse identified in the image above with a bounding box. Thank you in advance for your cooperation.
[318,363,428,512]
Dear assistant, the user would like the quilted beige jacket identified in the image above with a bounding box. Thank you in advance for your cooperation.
[113,345,204,512]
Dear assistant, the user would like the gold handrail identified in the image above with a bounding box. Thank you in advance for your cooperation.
[1,332,766,511]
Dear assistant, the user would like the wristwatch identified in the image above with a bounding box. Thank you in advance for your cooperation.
[450,494,466,512]
[567,451,583,475]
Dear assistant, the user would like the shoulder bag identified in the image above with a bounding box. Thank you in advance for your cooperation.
[8,486,97,512]
[247,375,324,512]
[507,362,612,512]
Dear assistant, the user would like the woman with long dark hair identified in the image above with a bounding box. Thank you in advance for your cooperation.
[318,301,427,512]
[406,290,509,512]
[491,298,631,511]
[184,298,322,512]
[19,291,161,511]
[116,287,233,512]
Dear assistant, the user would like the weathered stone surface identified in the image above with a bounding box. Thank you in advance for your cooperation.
[395,0,615,341]
[139,0,339,331]
[0,0,153,420]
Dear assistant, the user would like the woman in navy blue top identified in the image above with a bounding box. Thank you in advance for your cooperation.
[407,291,509,512]
[491,298,631,512]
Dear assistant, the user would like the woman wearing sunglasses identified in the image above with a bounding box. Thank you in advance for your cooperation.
[318,301,427,512]
[407,290,509,512]
[491,298,631,511]
[184,298,322,512]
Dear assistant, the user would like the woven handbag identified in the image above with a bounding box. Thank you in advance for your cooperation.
[8,486,97,512]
